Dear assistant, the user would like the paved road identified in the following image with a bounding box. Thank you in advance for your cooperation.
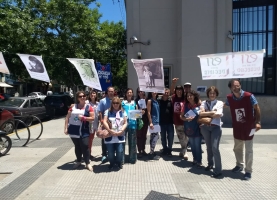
[0,118,276,200]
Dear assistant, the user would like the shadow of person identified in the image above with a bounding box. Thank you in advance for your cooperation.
[220,169,245,180]
[161,155,182,162]
[57,161,87,171]
[172,160,194,169]
[93,164,115,173]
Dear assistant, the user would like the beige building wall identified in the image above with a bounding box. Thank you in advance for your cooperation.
[126,0,276,125]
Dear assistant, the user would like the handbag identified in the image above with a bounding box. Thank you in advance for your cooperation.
[96,123,112,139]
[137,118,144,130]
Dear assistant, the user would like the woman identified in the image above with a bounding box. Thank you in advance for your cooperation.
[64,91,95,171]
[199,86,223,178]
[103,97,128,170]
[87,90,99,160]
[171,84,189,160]
[122,88,139,164]
[147,92,160,160]
[180,90,202,168]
[135,88,149,158]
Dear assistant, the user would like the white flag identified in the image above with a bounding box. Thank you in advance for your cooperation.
[131,58,165,93]
[17,54,50,82]
[0,52,10,74]
[67,58,102,91]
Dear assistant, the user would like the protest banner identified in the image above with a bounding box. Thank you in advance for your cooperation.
[198,49,265,80]
[0,52,10,74]
[131,58,165,93]
[96,62,112,91]
[67,58,102,91]
[17,54,50,82]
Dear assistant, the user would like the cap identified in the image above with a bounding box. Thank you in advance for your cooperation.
[183,82,192,86]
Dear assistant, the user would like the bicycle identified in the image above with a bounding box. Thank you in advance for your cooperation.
[0,130,12,156]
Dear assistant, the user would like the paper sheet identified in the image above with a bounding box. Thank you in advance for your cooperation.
[138,99,146,109]
[184,109,196,118]
[249,128,256,136]
[128,110,142,119]
[148,125,161,133]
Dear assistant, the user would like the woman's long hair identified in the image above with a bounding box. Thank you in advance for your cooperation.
[109,97,123,113]
[87,90,98,103]
[75,91,85,103]
[174,85,185,99]
[124,88,134,100]
[185,90,199,104]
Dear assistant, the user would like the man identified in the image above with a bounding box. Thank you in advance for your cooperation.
[183,82,192,93]
[97,86,115,162]
[159,88,174,156]
[225,79,261,180]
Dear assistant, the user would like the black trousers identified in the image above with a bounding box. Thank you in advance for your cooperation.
[71,137,90,164]
[102,139,107,156]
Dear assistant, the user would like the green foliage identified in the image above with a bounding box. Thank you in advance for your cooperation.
[0,0,127,89]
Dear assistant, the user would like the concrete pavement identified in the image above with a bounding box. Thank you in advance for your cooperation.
[0,118,277,200]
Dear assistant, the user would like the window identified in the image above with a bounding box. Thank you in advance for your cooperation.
[233,0,276,95]
[163,66,171,89]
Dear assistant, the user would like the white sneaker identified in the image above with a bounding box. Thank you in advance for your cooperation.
[86,164,93,171]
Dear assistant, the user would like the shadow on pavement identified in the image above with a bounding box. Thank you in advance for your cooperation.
[57,161,87,171]
[172,160,194,169]
[221,169,245,180]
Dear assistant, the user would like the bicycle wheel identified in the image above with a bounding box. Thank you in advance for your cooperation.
[14,119,30,146]
[0,120,15,134]
[0,135,12,156]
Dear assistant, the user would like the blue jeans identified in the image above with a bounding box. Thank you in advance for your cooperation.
[189,136,202,164]
[106,143,123,166]
[160,124,174,152]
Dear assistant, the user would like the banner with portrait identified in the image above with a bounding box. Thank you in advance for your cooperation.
[96,62,112,92]
[198,49,265,80]
[0,52,10,74]
[131,58,165,93]
[17,54,50,82]
[67,58,102,91]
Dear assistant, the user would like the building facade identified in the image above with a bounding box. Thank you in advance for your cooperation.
[125,0,277,125]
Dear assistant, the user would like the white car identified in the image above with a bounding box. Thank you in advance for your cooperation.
[28,92,46,101]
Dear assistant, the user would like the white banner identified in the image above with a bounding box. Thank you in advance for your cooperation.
[67,58,102,91]
[0,52,10,74]
[198,49,265,80]
[17,54,50,82]
[131,58,165,93]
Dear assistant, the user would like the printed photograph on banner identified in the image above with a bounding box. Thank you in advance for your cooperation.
[198,52,232,80]
[67,59,102,91]
[232,49,264,78]
[131,58,165,93]
[17,54,50,82]
[0,52,10,74]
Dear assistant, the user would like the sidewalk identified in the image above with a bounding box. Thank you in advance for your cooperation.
[0,118,276,200]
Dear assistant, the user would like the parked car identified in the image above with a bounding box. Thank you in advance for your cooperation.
[0,93,12,101]
[44,95,74,115]
[28,92,46,101]
[0,97,48,126]
[0,108,14,134]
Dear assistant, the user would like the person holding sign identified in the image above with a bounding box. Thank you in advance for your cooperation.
[170,78,189,160]
[199,86,224,178]
[122,88,140,164]
[225,79,261,181]
[180,90,202,168]
[102,97,128,170]
[147,92,160,160]
[135,88,149,158]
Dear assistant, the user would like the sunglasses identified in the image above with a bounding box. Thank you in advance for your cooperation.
[113,102,120,105]
[78,95,86,98]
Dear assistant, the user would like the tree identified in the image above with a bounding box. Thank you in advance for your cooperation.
[0,0,127,91]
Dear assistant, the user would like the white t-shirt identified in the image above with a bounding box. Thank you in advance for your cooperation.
[201,100,224,126]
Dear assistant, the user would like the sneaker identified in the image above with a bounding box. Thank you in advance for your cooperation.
[161,149,168,155]
[183,154,188,161]
[232,166,243,173]
[118,164,123,169]
[167,151,173,157]
[149,153,160,160]
[244,172,251,180]
[86,164,93,172]
[101,156,107,163]
[192,161,197,165]
[142,151,148,156]
[211,172,222,178]
[197,163,203,169]
[73,162,81,169]
[90,155,95,160]
[108,164,114,170]
[205,165,213,171]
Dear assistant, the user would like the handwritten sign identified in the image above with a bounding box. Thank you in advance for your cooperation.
[198,49,265,80]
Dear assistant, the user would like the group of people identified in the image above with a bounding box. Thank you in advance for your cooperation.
[64,78,261,181]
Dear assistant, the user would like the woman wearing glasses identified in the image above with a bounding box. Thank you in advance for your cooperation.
[103,97,128,170]
[64,91,95,171]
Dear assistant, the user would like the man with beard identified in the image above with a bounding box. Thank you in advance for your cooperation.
[225,79,261,180]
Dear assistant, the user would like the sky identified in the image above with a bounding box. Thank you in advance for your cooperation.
[89,0,126,26]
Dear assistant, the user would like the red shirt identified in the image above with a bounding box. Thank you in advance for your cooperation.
[171,94,185,125]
